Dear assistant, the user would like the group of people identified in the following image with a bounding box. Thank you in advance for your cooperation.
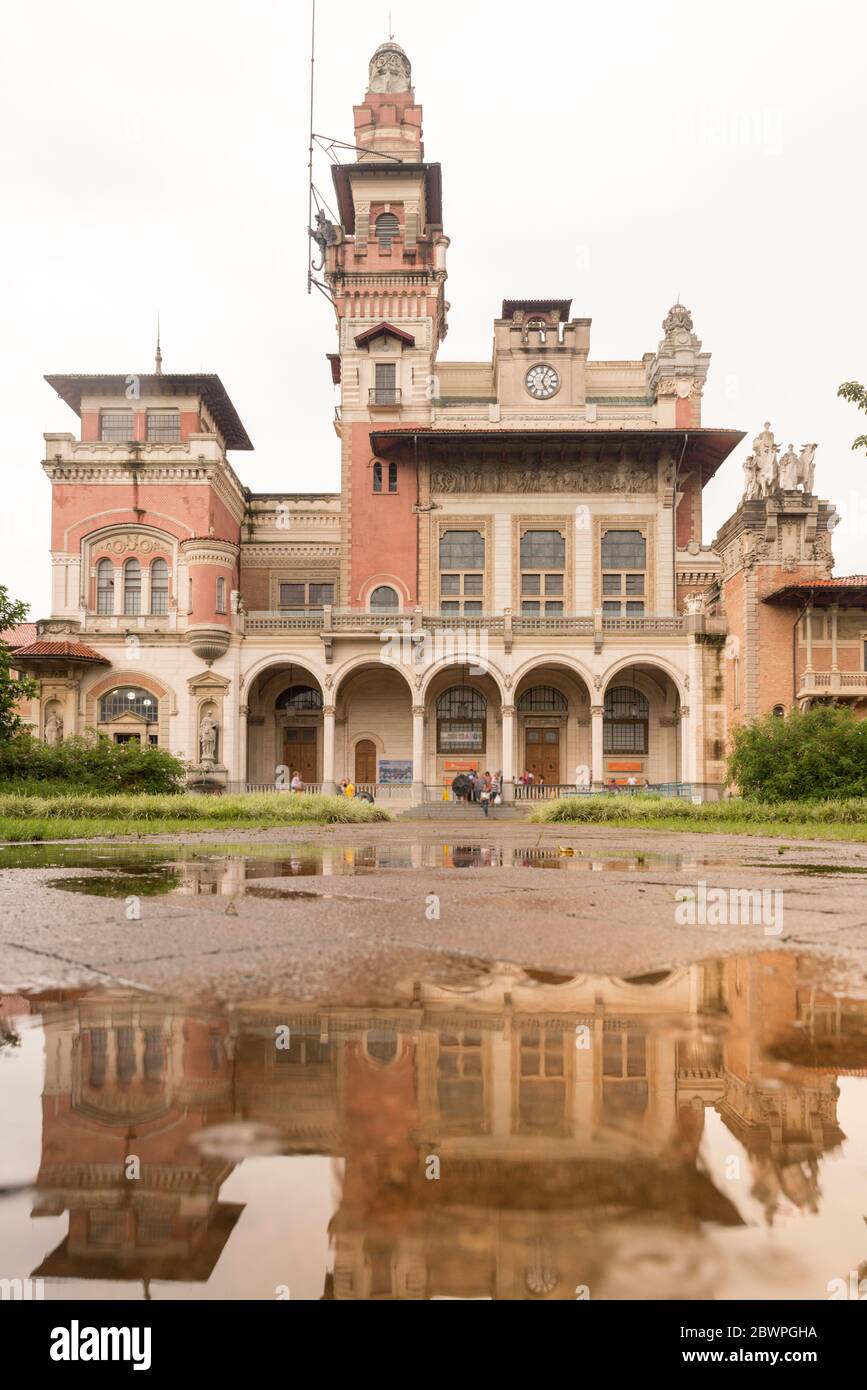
[450,769,502,816]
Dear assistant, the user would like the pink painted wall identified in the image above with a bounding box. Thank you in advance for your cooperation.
[349,422,418,606]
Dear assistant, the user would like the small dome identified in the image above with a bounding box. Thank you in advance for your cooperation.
[368,41,412,93]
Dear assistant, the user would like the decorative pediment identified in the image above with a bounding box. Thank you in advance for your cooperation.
[187,670,231,696]
[353,322,415,350]
[110,710,151,727]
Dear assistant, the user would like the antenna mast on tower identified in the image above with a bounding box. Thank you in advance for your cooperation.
[306,0,317,294]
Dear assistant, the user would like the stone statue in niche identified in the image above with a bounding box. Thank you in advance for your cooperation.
[368,42,412,93]
[44,710,63,746]
[199,710,218,766]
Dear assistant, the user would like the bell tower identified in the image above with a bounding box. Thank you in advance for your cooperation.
[318,43,449,610]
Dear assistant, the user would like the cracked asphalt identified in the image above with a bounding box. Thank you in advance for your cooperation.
[1,822,866,1003]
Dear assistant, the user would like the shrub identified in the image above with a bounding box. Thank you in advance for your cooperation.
[728,707,867,802]
[0,732,186,794]
[0,790,391,825]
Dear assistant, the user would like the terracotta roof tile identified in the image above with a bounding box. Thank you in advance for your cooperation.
[11,640,110,664]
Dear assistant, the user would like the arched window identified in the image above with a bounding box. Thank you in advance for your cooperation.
[772,704,786,718]
[96,559,114,615]
[215,577,226,614]
[99,686,159,721]
[123,558,141,615]
[375,212,400,249]
[150,558,169,615]
[517,686,568,713]
[275,685,323,712]
[437,685,486,753]
[370,585,399,611]
[388,462,398,493]
[372,461,383,493]
[603,685,649,754]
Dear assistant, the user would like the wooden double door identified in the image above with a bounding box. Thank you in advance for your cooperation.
[524,727,560,784]
[283,726,317,783]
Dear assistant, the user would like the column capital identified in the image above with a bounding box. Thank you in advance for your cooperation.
[323,704,335,717]
[679,704,690,718]
[412,704,425,717]
[501,704,515,717]
[590,704,604,716]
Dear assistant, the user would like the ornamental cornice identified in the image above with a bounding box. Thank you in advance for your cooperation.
[240,544,340,567]
[180,538,240,565]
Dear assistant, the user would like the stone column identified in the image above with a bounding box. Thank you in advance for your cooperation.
[805,604,814,672]
[322,704,336,795]
[680,704,692,785]
[113,565,123,616]
[831,603,839,672]
[591,704,604,787]
[501,704,515,801]
[238,704,248,787]
[412,704,425,804]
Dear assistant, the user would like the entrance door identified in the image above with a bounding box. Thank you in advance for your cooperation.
[524,727,560,784]
[283,726,318,783]
[355,739,377,784]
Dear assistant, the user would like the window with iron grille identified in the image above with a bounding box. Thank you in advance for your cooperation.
[374,362,397,404]
[436,685,486,753]
[123,558,141,615]
[100,411,134,442]
[278,581,333,609]
[150,558,169,614]
[372,461,383,492]
[99,686,159,721]
[517,686,567,713]
[388,461,398,492]
[603,685,649,753]
[601,530,646,616]
[146,410,180,442]
[370,584,399,611]
[215,577,226,614]
[520,529,566,615]
[439,530,485,614]
[96,558,114,614]
[275,685,323,711]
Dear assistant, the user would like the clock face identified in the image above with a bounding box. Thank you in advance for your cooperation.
[525,364,560,399]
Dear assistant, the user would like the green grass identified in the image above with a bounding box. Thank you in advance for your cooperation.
[0,791,391,842]
[528,794,867,841]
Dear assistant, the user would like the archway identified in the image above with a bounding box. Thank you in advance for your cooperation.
[334,659,414,792]
[599,661,683,786]
[513,661,593,793]
[245,661,325,787]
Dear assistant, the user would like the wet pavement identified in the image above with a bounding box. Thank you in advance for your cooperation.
[1,826,866,1299]
[1,951,867,1300]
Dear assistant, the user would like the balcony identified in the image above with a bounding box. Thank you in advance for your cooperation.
[799,670,867,700]
[367,387,402,409]
[242,609,687,637]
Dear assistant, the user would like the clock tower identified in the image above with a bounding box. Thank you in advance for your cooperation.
[318,42,449,610]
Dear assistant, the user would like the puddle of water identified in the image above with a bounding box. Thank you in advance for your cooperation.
[0,841,798,901]
[1,951,866,1301]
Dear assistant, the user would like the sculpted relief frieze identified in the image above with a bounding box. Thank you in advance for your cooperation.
[429,460,657,495]
[102,534,169,556]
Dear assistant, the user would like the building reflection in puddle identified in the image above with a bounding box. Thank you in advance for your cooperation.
[2,952,866,1299]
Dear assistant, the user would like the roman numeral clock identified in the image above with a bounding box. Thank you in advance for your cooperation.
[525,363,560,399]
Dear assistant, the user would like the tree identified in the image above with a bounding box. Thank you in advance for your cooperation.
[837,381,867,453]
[728,706,867,801]
[0,585,38,741]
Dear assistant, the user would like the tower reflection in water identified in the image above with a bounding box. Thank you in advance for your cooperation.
[7,951,866,1300]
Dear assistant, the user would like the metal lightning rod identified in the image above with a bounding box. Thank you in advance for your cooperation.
[306,0,316,294]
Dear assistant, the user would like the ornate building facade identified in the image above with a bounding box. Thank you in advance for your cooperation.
[12,41,867,800]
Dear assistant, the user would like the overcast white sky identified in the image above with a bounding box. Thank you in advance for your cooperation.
[2,0,865,617]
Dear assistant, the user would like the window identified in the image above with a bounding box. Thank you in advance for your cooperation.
[373,362,397,405]
[215,577,226,614]
[375,211,400,249]
[278,581,334,609]
[436,685,486,753]
[370,585,399,611]
[100,411,134,442]
[99,686,158,721]
[601,530,646,617]
[772,704,786,718]
[388,461,398,493]
[439,530,485,614]
[520,530,566,615]
[372,461,383,493]
[275,685,323,712]
[150,558,169,614]
[517,686,567,713]
[603,686,649,754]
[123,558,141,615]
[146,410,180,442]
[96,558,114,614]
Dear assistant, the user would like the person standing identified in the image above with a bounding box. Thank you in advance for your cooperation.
[480,770,493,817]
[291,770,303,793]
